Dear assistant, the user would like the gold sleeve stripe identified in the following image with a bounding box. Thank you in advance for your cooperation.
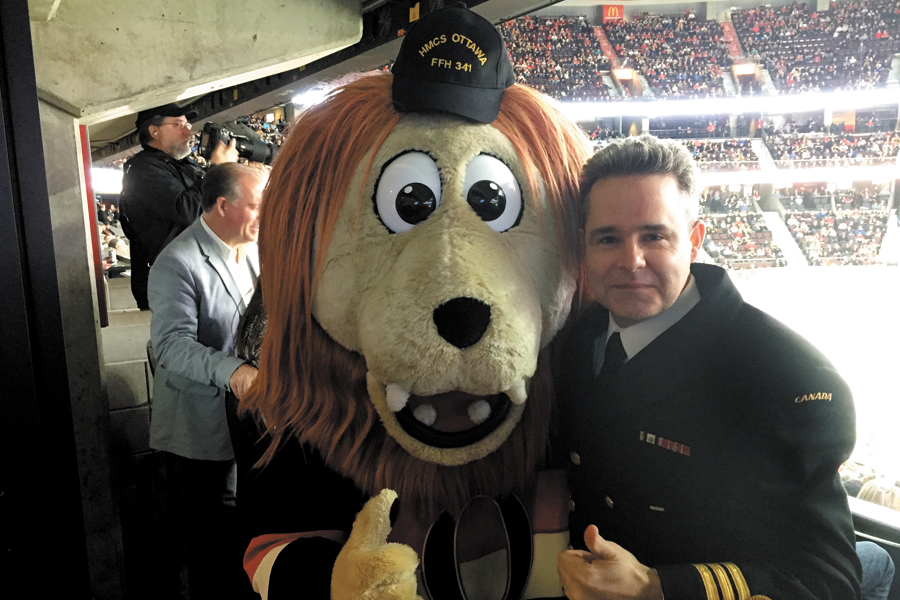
[709,563,736,600]
[693,564,721,600]
[723,562,751,600]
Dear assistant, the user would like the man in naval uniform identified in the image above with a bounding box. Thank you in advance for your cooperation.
[556,135,861,600]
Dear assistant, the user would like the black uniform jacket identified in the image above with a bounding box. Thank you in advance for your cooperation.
[556,263,861,600]
[119,145,205,268]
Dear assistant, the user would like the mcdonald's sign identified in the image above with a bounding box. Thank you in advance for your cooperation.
[603,5,624,23]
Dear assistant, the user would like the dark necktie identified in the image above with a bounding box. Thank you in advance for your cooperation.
[599,332,627,380]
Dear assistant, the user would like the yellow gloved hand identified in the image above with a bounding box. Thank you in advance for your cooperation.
[332,489,424,600]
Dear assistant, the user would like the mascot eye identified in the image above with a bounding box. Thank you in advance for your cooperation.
[374,151,441,233]
[396,183,436,225]
[462,154,523,232]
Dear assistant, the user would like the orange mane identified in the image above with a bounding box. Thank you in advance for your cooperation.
[241,73,589,518]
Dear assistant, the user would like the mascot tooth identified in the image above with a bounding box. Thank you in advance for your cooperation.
[386,382,412,412]
[505,378,529,406]
[413,403,438,427]
[467,400,492,425]
[235,5,590,599]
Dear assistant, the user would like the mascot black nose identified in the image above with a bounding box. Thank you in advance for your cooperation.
[433,297,491,349]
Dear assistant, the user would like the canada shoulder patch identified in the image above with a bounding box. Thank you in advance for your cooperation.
[794,392,833,403]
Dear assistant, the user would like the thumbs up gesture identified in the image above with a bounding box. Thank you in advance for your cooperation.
[332,489,423,600]
[557,525,663,600]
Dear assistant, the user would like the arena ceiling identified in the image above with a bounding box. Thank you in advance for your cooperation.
[74,0,571,163]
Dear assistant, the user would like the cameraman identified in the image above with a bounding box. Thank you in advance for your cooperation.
[119,103,237,310]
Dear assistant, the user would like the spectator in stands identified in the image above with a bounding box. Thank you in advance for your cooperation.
[97,214,129,277]
[244,115,286,146]
[841,461,898,600]
[702,211,785,269]
[786,209,890,265]
[858,478,900,512]
[97,201,112,225]
[858,541,895,600]
[841,461,874,498]
[500,15,613,102]
[587,124,622,141]
[680,138,760,171]
[768,131,900,169]
[604,11,733,98]
[119,103,237,309]
[651,115,729,139]
[733,0,900,93]
[836,186,891,210]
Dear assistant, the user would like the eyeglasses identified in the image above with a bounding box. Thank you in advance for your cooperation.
[159,121,192,130]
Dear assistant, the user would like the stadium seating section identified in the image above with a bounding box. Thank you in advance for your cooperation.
[499,1,900,98]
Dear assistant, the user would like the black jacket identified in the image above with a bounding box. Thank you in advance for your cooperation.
[119,145,205,268]
[556,263,861,600]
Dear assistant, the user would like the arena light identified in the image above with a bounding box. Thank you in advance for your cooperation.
[291,87,330,109]
[559,87,900,121]
[91,168,123,195]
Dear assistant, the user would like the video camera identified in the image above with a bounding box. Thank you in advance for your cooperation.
[198,121,279,166]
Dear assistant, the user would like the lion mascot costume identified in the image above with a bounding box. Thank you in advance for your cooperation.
[233,5,590,599]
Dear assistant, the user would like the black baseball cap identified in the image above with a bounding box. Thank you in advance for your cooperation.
[391,3,515,124]
[135,103,198,129]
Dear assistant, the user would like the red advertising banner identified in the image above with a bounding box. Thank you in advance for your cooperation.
[603,5,624,23]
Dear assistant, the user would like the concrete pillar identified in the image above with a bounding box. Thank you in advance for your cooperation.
[824,107,833,128]
[755,184,777,211]
[729,114,738,137]
[642,117,650,134]
[817,0,830,11]
[284,102,298,122]
[39,100,124,599]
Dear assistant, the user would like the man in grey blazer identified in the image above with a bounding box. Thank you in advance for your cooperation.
[148,162,264,600]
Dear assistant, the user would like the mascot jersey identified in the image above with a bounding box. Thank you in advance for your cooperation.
[234,425,571,600]
[234,5,591,600]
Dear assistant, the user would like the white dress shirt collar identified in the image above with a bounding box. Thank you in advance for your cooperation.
[200,214,238,265]
[200,215,256,309]
[594,274,701,376]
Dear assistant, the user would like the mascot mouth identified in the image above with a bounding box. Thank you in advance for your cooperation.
[368,376,530,463]
[394,391,512,448]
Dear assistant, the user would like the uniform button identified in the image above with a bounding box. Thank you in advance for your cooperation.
[605,495,614,509]
[570,451,581,465]
[567,499,576,512]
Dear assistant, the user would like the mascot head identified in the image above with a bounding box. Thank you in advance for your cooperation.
[242,4,589,519]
